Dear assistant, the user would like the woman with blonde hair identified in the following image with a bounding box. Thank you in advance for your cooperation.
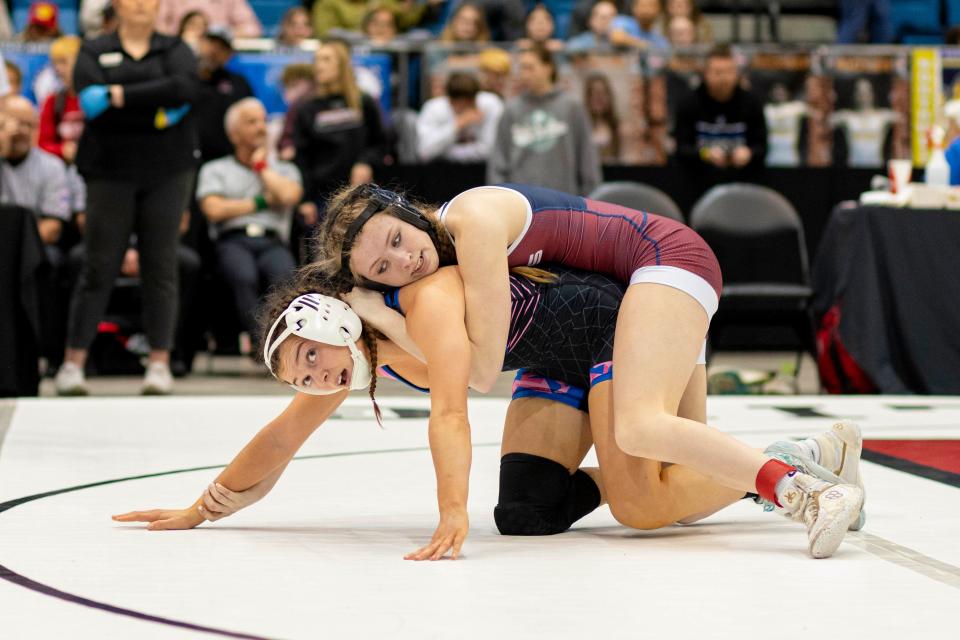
[290,40,386,224]
[440,2,491,43]
[38,35,84,165]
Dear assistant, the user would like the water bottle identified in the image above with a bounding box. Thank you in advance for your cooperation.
[925,126,950,187]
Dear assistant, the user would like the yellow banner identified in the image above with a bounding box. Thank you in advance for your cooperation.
[911,48,941,166]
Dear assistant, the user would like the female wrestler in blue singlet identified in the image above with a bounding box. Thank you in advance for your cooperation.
[115,265,862,559]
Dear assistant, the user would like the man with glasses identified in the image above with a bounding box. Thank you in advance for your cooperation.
[0,95,70,259]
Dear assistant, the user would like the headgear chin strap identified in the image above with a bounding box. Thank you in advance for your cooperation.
[339,184,440,292]
[263,293,372,395]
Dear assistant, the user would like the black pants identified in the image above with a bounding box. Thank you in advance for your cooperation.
[66,243,202,370]
[215,233,297,334]
[66,171,193,352]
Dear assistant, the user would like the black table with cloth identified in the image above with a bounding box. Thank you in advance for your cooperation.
[812,205,960,394]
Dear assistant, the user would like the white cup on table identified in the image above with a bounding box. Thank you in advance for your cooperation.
[888,159,913,194]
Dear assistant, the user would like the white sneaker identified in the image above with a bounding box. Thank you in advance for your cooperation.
[765,420,866,531]
[54,362,88,396]
[142,362,173,396]
[780,473,864,559]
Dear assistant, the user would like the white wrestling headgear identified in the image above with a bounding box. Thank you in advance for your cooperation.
[263,293,372,395]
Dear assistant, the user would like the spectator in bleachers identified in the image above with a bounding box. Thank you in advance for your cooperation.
[277,6,314,48]
[610,0,669,50]
[428,4,493,76]
[276,63,315,161]
[517,4,563,52]
[416,71,503,163]
[193,27,254,162]
[292,40,386,220]
[55,0,200,396]
[4,59,21,95]
[663,0,710,43]
[177,10,208,52]
[39,36,84,165]
[666,14,695,46]
[1,96,72,372]
[488,44,600,195]
[837,0,892,44]
[20,1,61,42]
[37,35,86,227]
[441,2,490,43]
[361,5,398,45]
[157,0,262,38]
[447,0,525,41]
[197,98,301,345]
[477,46,511,98]
[568,0,629,37]
[0,96,70,260]
[311,0,434,38]
[675,45,766,182]
[584,72,621,162]
[34,35,84,107]
[566,0,619,54]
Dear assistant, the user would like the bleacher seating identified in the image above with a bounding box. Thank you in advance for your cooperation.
[948,0,960,28]
[890,0,944,43]
[248,0,295,37]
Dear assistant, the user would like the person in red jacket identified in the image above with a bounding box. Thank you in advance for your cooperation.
[38,35,83,166]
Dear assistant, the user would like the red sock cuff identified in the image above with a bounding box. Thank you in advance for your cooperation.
[756,459,797,507]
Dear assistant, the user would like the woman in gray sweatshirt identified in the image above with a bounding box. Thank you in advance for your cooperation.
[487,44,601,195]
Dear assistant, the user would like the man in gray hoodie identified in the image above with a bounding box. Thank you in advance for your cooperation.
[487,45,601,196]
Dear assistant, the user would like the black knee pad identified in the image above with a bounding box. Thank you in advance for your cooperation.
[494,453,602,536]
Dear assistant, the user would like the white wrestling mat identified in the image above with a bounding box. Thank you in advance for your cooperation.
[0,395,957,639]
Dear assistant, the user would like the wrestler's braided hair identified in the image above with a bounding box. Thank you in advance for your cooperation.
[256,267,386,425]
[311,184,457,293]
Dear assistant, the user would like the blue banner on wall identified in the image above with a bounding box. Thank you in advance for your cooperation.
[227,51,393,115]
[6,50,393,116]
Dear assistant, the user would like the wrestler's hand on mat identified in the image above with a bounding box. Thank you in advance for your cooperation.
[111,507,205,530]
[199,482,264,521]
[404,508,469,561]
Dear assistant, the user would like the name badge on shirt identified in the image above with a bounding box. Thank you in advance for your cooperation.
[99,52,124,67]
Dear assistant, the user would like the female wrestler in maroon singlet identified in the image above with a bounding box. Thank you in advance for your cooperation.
[313,183,864,559]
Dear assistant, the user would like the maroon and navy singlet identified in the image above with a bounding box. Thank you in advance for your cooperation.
[379,267,623,412]
[438,183,723,319]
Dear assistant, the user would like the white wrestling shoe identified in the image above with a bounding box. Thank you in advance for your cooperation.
[142,362,173,396]
[780,473,864,559]
[764,420,866,531]
[54,362,88,396]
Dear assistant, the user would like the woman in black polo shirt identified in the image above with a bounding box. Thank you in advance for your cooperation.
[292,40,386,224]
[55,0,198,396]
